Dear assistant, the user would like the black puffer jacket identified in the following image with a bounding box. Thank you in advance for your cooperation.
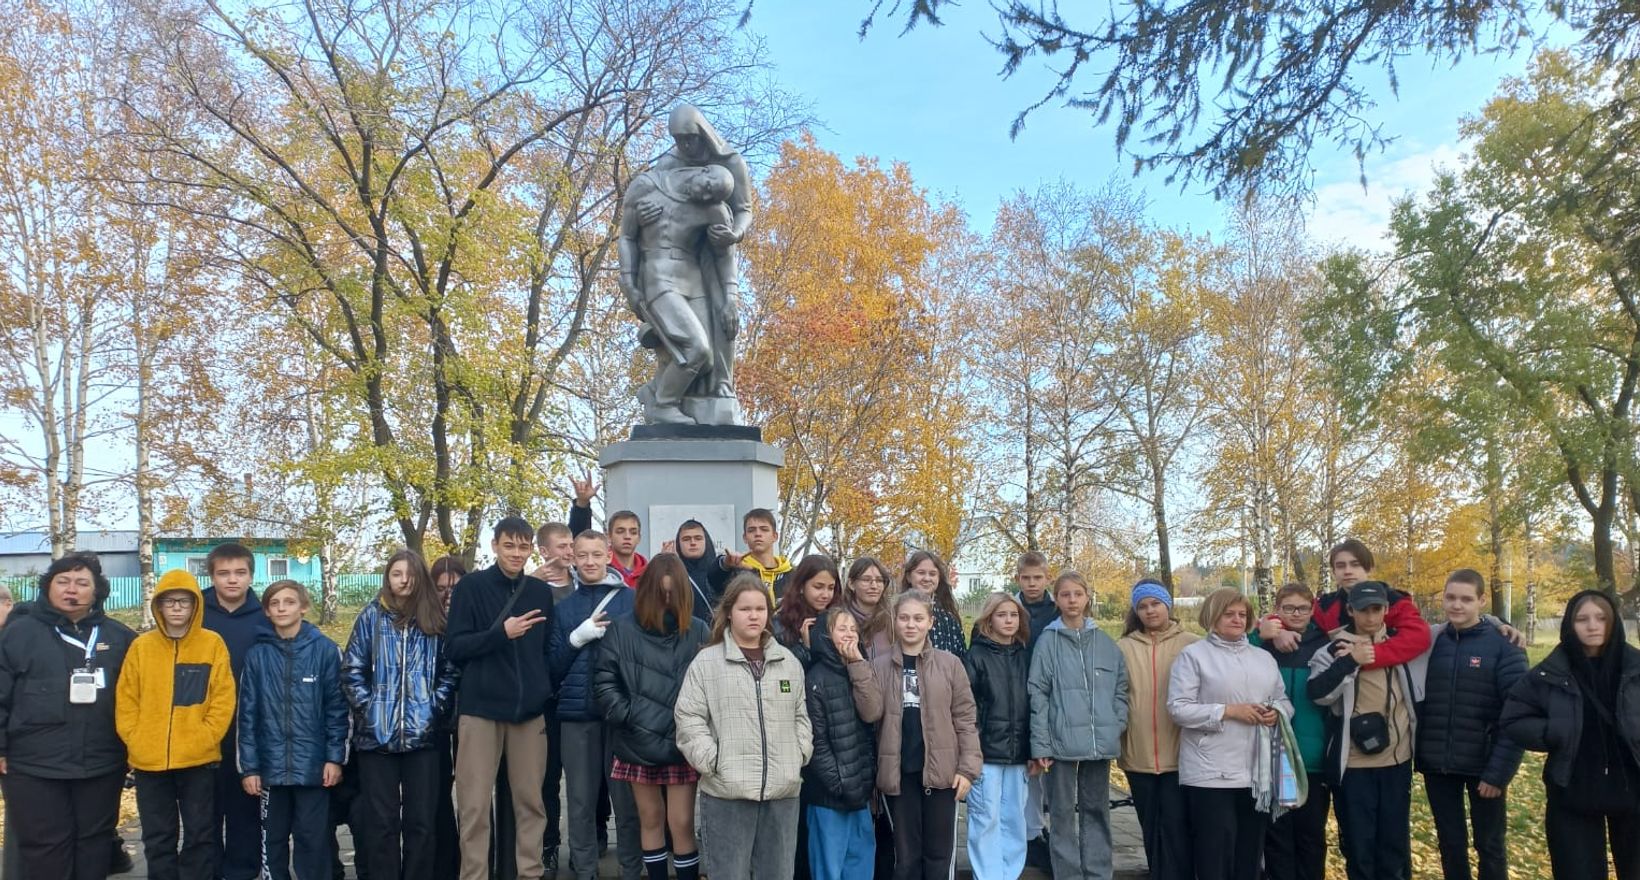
[1500,642,1640,791]
[964,632,1031,764]
[592,613,706,767]
[802,611,876,811]
[0,601,135,779]
[1416,621,1527,785]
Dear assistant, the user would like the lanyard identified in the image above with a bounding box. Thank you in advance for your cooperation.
[58,625,100,665]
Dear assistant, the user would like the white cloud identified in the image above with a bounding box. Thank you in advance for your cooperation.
[1305,143,1464,252]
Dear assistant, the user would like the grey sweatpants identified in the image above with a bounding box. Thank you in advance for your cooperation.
[559,720,641,880]
[1044,759,1113,880]
[698,794,799,880]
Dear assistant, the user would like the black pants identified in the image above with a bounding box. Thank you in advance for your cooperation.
[1423,772,1508,880]
[1182,786,1267,880]
[135,766,220,880]
[1334,762,1412,880]
[1127,771,1192,880]
[1,768,124,880]
[1546,785,1640,880]
[261,786,330,880]
[872,800,895,880]
[885,774,957,880]
[356,749,441,880]
[543,706,563,851]
[215,750,263,879]
[434,732,459,880]
[1264,779,1331,880]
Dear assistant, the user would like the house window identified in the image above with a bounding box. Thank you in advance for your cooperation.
[187,557,210,578]
[267,557,290,578]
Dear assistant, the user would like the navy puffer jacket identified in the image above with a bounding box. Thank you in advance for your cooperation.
[593,614,706,766]
[343,600,459,753]
[549,572,635,722]
[237,622,349,786]
[965,632,1031,764]
[801,612,877,811]
[1416,621,1527,785]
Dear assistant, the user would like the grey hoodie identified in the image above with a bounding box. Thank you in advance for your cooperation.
[1028,618,1129,761]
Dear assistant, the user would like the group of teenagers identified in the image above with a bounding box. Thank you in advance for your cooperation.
[0,508,1638,880]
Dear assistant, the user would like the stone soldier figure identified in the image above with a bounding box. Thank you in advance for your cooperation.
[619,104,752,426]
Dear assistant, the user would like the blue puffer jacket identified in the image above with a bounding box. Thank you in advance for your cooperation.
[1418,621,1528,785]
[343,600,459,753]
[238,622,349,786]
[549,571,634,723]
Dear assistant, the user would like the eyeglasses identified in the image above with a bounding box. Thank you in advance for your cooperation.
[1277,605,1312,615]
[854,577,886,585]
[159,597,195,608]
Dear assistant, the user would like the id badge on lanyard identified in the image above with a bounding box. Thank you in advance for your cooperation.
[60,626,103,704]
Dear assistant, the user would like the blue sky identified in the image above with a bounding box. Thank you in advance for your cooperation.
[744,2,1555,248]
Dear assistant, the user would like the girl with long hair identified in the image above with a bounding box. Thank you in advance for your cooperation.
[674,574,812,880]
[1502,590,1640,880]
[774,554,842,668]
[842,557,894,658]
[594,554,707,880]
[899,550,967,659]
[852,590,982,880]
[964,592,1033,879]
[341,550,459,880]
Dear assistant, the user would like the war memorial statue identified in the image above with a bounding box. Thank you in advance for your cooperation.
[618,104,752,427]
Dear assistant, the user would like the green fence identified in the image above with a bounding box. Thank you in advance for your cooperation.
[0,574,383,612]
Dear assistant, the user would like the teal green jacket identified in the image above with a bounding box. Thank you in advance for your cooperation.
[1252,623,1329,774]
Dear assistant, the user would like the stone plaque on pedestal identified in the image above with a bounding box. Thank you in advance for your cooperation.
[599,430,784,558]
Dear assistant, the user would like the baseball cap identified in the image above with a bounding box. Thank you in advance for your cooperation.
[1347,580,1391,610]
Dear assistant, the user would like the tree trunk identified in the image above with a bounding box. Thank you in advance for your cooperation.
[135,303,156,631]
[1525,515,1538,646]
[1489,491,1506,619]
[1152,460,1174,591]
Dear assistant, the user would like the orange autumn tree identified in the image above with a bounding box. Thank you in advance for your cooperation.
[738,134,978,562]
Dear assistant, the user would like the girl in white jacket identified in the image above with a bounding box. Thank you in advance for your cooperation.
[1168,588,1292,880]
[674,574,812,880]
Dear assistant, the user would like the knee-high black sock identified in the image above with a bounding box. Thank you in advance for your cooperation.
[673,849,700,880]
[643,846,670,880]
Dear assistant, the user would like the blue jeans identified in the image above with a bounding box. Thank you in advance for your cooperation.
[804,805,873,880]
[966,763,1027,880]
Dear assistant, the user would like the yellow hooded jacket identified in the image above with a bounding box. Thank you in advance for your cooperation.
[116,569,238,772]
[741,554,792,597]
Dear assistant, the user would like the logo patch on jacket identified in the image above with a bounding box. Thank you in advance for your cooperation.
[1468,656,1482,668]
[779,680,791,693]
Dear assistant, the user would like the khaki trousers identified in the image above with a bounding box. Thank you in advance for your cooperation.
[455,714,549,880]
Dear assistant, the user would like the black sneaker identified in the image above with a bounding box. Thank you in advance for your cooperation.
[1025,834,1053,875]
[543,846,558,875]
[108,839,134,875]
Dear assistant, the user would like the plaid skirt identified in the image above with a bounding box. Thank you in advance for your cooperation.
[610,757,700,786]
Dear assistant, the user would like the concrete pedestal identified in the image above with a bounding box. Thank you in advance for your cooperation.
[598,436,784,558]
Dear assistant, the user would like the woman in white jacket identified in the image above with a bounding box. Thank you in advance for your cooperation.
[1168,588,1292,880]
[674,573,813,880]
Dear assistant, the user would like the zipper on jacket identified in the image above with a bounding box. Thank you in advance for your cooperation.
[283,639,295,781]
[1442,629,1460,772]
[167,639,178,770]
[748,662,769,801]
[1151,639,1161,771]
[397,625,408,752]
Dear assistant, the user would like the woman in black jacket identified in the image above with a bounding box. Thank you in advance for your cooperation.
[962,592,1032,880]
[0,552,136,879]
[593,554,707,880]
[803,608,878,880]
[1500,590,1640,880]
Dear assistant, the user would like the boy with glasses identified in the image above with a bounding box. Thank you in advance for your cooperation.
[1253,583,1332,880]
